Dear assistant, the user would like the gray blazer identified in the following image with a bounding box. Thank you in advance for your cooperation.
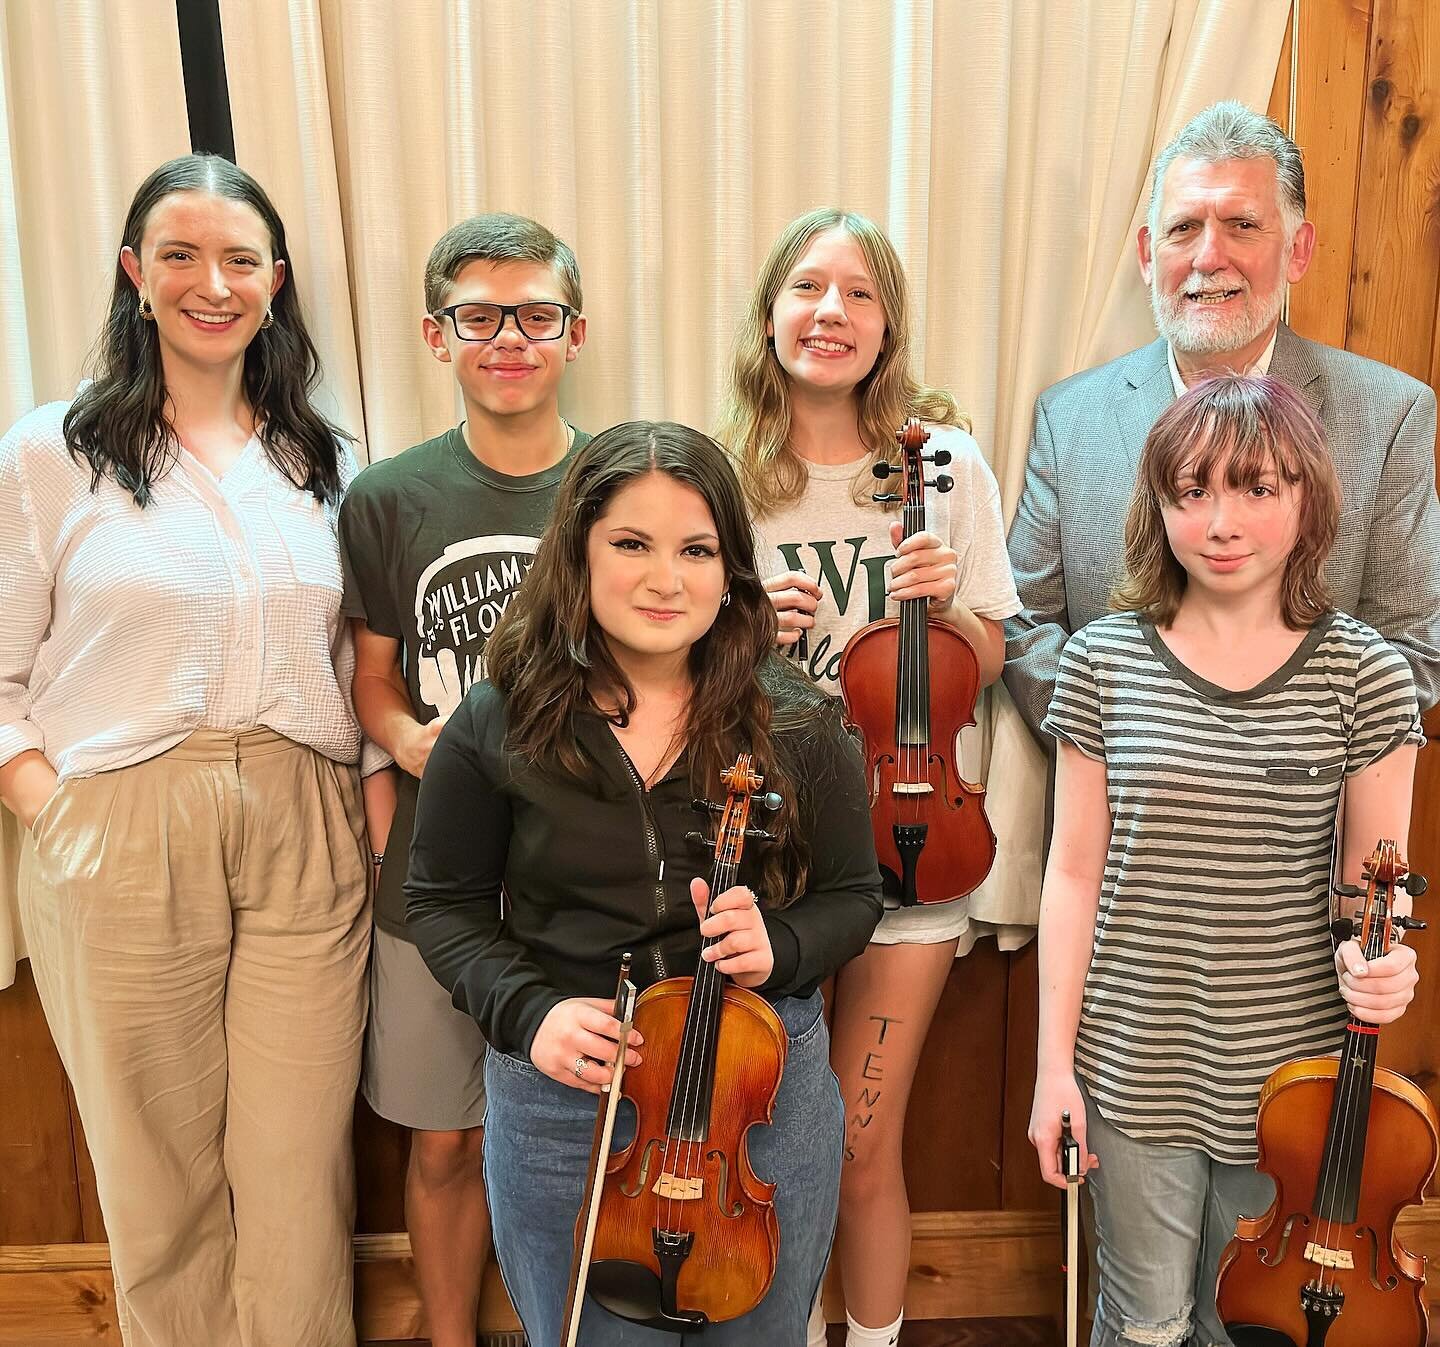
[1004,324,1440,733]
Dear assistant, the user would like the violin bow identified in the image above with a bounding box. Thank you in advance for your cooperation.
[561,954,638,1346]
[1059,1110,1081,1347]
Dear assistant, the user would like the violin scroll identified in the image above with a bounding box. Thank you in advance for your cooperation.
[1333,842,1429,950]
[871,417,953,500]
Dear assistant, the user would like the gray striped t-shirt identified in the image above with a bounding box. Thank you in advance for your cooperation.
[1043,610,1423,1163]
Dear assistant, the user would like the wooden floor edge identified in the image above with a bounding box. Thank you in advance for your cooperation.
[0,1208,1058,1273]
[1,1199,1437,1341]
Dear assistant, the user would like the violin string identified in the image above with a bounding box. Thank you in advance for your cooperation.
[1312,862,1373,1288]
[1327,874,1387,1291]
[1314,919,1361,1292]
[911,467,922,819]
[902,459,921,834]
[661,832,722,1242]
[668,847,728,1239]
[667,778,746,1246]
[1313,860,1388,1293]
[1318,985,1367,1293]
[685,844,737,1233]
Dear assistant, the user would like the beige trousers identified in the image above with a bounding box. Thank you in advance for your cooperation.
[20,729,371,1347]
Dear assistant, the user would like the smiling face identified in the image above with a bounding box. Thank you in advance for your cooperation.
[423,257,585,424]
[1140,156,1314,364]
[585,470,728,679]
[766,227,887,401]
[1160,443,1303,605]
[119,190,283,376]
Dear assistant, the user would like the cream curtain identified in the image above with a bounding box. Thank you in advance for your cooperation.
[224,0,1289,939]
[0,2,190,990]
[0,2,1291,987]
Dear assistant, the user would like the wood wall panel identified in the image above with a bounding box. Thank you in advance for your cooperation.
[904,940,1008,1212]
[1395,725,1440,1115]
[1345,0,1440,379]
[1272,0,1440,1187]
[1000,945,1048,1211]
[1265,6,1293,129]
[354,1098,409,1236]
[66,1084,106,1246]
[0,964,81,1245]
[1284,0,1374,348]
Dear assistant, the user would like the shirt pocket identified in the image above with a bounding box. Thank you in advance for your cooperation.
[1263,759,1345,783]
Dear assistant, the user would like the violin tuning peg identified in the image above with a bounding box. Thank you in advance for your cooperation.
[872,492,901,504]
[751,791,783,812]
[1333,882,1365,899]
[686,830,714,849]
[928,449,952,466]
[1330,917,1356,944]
[931,475,954,493]
[871,462,895,480]
[1403,872,1428,897]
[1394,914,1427,932]
[692,797,722,815]
[743,828,776,842]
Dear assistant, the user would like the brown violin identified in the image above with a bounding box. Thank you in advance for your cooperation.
[838,417,995,904]
[573,754,787,1331]
[1215,838,1437,1346]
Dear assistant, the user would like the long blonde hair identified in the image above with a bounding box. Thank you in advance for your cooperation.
[716,208,965,518]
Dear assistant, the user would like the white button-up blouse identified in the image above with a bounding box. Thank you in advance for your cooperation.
[0,400,367,780]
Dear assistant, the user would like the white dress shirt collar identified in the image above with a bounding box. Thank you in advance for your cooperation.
[1167,329,1279,396]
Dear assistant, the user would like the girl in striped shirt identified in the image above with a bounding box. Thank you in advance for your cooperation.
[1028,374,1422,1347]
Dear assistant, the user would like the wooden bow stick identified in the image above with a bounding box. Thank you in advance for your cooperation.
[562,955,638,1346]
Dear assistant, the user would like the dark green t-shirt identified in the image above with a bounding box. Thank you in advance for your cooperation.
[338,423,590,936]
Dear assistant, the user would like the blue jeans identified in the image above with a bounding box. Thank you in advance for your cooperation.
[1082,1084,1275,1347]
[484,991,842,1346]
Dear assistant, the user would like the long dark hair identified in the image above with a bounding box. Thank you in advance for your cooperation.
[486,420,833,908]
[63,154,350,506]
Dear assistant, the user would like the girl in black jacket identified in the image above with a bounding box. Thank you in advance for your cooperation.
[406,420,883,1345]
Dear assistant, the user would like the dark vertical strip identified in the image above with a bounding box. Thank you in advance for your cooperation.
[175,0,235,160]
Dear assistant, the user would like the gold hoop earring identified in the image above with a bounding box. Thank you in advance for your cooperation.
[260,309,275,330]
[138,294,155,321]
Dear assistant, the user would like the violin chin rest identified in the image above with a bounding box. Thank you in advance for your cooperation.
[587,1258,708,1331]
[1222,1326,1300,1347]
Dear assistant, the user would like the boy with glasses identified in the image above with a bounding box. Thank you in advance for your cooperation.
[338,213,589,1347]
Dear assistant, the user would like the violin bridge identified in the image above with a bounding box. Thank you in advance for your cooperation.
[1303,1241,1354,1270]
[652,1172,703,1201]
[890,782,933,796]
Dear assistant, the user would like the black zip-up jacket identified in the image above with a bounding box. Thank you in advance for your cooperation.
[405,680,884,1057]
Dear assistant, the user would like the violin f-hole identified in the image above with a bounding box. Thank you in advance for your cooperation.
[706,1147,744,1218]
[619,1137,663,1198]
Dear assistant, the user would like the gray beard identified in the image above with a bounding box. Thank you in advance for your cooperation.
[1150,275,1285,357]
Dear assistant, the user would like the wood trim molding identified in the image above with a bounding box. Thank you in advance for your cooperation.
[1,1202,1436,1342]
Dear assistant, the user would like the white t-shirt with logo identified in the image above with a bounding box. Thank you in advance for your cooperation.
[751,423,1022,944]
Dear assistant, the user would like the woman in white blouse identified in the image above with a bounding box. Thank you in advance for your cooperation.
[0,155,371,1347]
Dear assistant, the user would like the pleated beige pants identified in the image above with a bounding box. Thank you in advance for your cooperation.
[20,729,371,1347]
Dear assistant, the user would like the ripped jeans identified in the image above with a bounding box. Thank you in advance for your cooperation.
[1082,1084,1274,1347]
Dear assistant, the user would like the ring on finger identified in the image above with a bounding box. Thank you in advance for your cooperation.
[573,1055,589,1079]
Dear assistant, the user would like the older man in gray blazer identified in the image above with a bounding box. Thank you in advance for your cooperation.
[1005,102,1440,733]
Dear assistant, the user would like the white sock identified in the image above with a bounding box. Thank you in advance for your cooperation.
[845,1309,903,1346]
[806,1290,829,1347]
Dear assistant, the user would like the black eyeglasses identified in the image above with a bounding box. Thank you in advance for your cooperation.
[432,301,576,342]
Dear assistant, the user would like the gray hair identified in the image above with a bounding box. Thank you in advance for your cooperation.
[1148,101,1307,237]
